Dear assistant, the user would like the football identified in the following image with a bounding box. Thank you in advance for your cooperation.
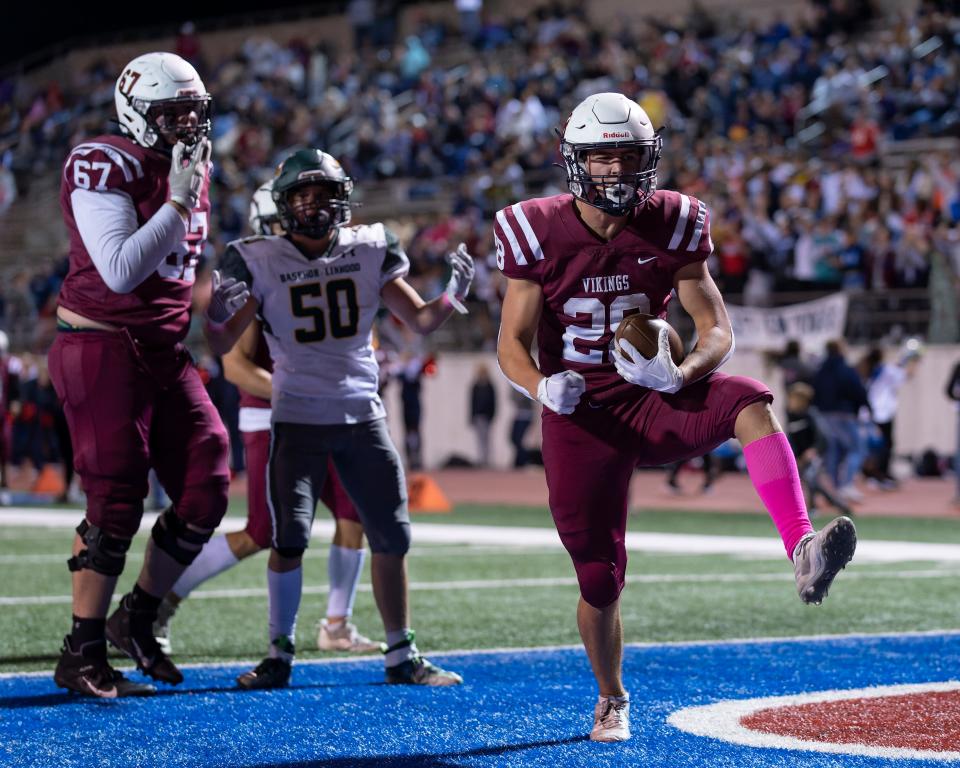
[614,314,685,364]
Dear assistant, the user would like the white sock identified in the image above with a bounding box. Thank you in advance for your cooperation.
[384,628,418,667]
[171,535,239,599]
[268,566,303,661]
[326,545,365,619]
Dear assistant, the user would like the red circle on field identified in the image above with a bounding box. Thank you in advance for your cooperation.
[741,691,960,751]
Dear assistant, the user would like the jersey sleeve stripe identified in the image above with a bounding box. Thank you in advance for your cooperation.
[686,200,707,251]
[510,202,544,261]
[667,193,691,250]
[495,209,527,266]
[98,144,144,179]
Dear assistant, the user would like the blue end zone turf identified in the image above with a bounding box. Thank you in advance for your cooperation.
[2,634,958,767]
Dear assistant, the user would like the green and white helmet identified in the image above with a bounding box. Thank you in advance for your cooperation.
[272,149,354,239]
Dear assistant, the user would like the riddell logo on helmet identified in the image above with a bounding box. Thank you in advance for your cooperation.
[603,132,632,139]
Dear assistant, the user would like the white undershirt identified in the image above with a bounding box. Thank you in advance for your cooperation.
[71,189,186,294]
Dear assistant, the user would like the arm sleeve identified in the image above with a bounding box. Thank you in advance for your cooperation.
[381,227,411,286]
[218,244,254,288]
[71,189,186,294]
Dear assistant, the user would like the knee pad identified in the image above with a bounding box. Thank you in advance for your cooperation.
[558,529,626,610]
[150,506,214,565]
[274,545,306,559]
[67,519,132,577]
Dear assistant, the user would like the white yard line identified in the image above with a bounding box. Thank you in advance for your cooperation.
[5,568,960,606]
[1,507,959,563]
[0,544,557,565]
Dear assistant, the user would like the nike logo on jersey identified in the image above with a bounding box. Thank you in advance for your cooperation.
[581,275,632,293]
[637,256,658,265]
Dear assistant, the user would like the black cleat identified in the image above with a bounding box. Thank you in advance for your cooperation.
[237,657,292,690]
[54,637,156,698]
[106,595,184,685]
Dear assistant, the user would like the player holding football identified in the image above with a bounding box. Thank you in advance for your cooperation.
[496,92,857,742]
[50,52,249,697]
[211,148,471,689]
[152,181,380,656]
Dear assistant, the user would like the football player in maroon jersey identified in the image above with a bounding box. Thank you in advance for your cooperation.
[496,92,857,742]
[49,52,248,697]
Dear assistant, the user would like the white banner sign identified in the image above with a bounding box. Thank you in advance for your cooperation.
[726,293,849,351]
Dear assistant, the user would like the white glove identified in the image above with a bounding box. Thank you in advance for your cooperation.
[536,371,586,415]
[207,269,250,326]
[168,138,211,211]
[612,328,684,393]
[444,243,475,314]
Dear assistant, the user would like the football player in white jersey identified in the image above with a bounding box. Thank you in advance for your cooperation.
[152,180,380,656]
[213,149,474,688]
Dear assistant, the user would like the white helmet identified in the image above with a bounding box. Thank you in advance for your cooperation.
[560,92,661,216]
[249,180,282,235]
[114,52,212,152]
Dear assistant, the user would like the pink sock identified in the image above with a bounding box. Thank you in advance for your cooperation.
[743,432,813,560]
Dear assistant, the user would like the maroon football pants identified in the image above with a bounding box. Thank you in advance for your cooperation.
[242,427,360,549]
[542,372,772,608]
[48,330,230,539]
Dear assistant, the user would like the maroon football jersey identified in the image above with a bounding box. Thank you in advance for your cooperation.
[237,324,273,409]
[58,135,211,345]
[495,191,712,405]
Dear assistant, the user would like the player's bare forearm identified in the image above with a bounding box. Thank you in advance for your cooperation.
[381,278,454,335]
[204,299,258,357]
[497,277,545,397]
[223,321,272,400]
[678,324,734,384]
[674,260,735,385]
[497,334,543,398]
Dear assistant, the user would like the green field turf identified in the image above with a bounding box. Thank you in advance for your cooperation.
[2,505,959,676]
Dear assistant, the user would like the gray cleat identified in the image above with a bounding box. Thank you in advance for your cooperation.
[793,516,857,605]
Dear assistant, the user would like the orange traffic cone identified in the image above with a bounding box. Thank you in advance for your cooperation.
[33,465,66,497]
[407,473,452,514]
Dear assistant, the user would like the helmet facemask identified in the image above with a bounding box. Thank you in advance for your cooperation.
[561,135,661,216]
[275,179,352,240]
[136,95,213,154]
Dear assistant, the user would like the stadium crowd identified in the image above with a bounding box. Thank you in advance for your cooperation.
[1,0,960,498]
[3,0,960,353]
